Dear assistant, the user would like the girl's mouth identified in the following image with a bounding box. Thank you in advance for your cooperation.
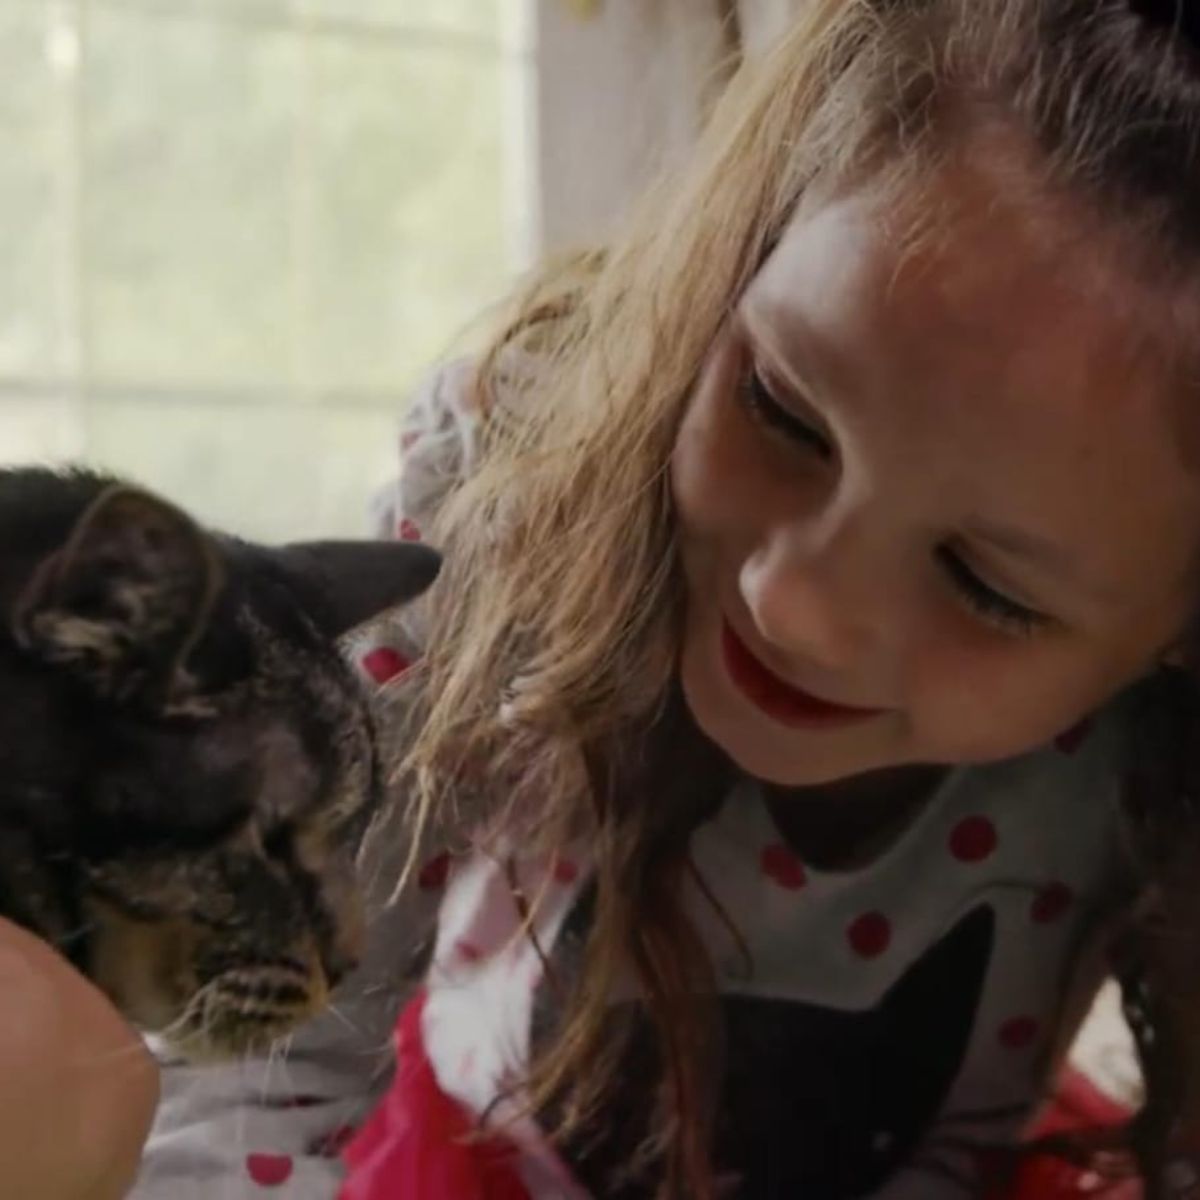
[721,619,886,728]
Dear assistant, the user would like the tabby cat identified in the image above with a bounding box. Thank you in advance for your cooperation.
[0,467,438,1058]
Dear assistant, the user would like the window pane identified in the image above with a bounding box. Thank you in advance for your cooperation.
[299,0,504,38]
[0,394,86,462]
[6,1,528,541]
[307,34,514,394]
[99,0,294,23]
[0,5,68,378]
[83,7,299,389]
[82,397,399,540]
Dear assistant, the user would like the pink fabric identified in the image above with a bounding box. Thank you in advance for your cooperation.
[991,1067,1141,1199]
[342,993,1146,1200]
[340,993,532,1200]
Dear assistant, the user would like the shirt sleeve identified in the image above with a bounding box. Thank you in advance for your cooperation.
[359,356,481,670]
[131,360,480,1198]
[369,356,480,546]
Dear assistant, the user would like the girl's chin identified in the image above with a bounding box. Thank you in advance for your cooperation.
[680,673,880,787]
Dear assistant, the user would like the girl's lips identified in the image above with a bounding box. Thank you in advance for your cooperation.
[720,620,886,728]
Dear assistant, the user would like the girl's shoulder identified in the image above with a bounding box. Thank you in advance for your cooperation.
[370,344,542,544]
[369,357,481,544]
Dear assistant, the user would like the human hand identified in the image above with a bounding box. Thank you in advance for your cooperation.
[0,917,158,1199]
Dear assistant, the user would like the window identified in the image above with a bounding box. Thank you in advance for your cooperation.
[0,0,532,539]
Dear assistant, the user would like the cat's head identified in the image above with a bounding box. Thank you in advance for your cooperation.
[0,470,438,1058]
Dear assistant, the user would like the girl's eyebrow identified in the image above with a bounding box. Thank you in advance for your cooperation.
[740,304,1121,609]
[737,304,841,411]
[734,294,840,384]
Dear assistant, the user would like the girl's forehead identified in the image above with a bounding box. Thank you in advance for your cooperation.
[750,154,1200,448]
[750,176,1166,427]
[741,165,1200,610]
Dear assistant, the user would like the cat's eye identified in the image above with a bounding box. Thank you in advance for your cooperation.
[262,823,294,862]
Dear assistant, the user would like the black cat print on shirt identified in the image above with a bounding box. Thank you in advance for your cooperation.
[536,890,994,1199]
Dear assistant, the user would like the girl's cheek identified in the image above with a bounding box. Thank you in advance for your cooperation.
[673,326,809,546]
[914,633,1105,760]
[673,403,763,548]
[671,379,740,526]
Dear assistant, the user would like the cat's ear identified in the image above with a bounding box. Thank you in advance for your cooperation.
[275,540,441,638]
[12,485,222,705]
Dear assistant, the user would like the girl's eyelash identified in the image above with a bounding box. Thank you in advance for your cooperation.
[740,364,833,460]
[738,357,1048,639]
[936,547,1048,637]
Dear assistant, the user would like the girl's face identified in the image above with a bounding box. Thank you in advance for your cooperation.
[672,169,1200,786]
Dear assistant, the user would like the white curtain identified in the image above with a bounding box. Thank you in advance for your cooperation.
[533,0,806,250]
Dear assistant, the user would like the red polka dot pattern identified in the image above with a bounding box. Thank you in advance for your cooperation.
[761,843,807,891]
[455,938,483,964]
[847,912,892,959]
[949,816,998,863]
[552,856,579,885]
[246,1153,294,1186]
[398,518,422,542]
[1031,882,1074,925]
[361,646,412,685]
[999,1016,1040,1050]
[418,852,451,891]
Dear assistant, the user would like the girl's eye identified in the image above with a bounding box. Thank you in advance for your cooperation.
[936,547,1050,638]
[737,355,1049,639]
[740,364,833,461]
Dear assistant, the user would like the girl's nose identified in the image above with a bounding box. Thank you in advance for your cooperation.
[738,516,890,679]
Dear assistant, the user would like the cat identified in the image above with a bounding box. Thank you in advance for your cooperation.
[0,467,439,1059]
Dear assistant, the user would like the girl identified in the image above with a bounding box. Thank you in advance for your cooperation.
[0,916,157,1200]
[136,0,1200,1196]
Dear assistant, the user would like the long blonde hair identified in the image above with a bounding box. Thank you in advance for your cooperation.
[392,1,1200,1193]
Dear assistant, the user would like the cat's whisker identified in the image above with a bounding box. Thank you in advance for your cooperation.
[268,1031,296,1079]
[154,1013,193,1046]
[259,1033,300,1103]
[325,1001,362,1037]
[258,1036,280,1098]
[191,979,226,1050]
[179,973,220,1010]
[324,1000,395,1056]
[47,920,96,949]
[142,977,226,1059]
[78,1036,165,1069]
[183,976,223,1021]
